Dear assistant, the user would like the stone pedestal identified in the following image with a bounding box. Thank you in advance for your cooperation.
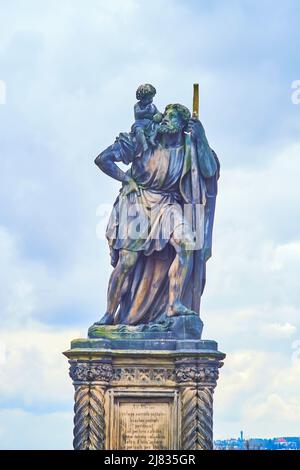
[64,326,225,450]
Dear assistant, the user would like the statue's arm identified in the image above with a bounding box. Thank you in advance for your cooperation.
[134,103,146,119]
[188,119,217,178]
[134,102,154,120]
[94,146,131,183]
[197,134,218,178]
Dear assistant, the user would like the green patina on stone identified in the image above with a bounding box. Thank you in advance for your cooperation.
[86,314,203,342]
[88,319,173,340]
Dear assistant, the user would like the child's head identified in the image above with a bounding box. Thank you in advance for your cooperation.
[136,83,156,104]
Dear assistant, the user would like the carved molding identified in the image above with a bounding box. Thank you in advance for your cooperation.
[73,384,106,450]
[69,361,113,383]
[112,367,175,383]
[181,385,214,450]
[69,359,223,385]
[175,359,223,386]
[176,360,219,449]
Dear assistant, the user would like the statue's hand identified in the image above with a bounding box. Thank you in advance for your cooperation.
[145,103,154,112]
[123,177,140,197]
[153,112,163,123]
[187,117,204,140]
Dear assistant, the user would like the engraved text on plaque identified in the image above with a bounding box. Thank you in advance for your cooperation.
[119,401,170,450]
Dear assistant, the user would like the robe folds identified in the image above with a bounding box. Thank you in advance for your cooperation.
[105,124,219,325]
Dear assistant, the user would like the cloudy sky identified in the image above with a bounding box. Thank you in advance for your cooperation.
[1,0,300,449]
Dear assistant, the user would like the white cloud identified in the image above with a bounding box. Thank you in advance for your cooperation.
[202,142,300,315]
[214,350,300,439]
[0,324,80,449]
[0,408,73,450]
[0,0,300,448]
[267,242,300,272]
[202,142,300,438]
[0,326,80,407]
[261,322,297,338]
[0,223,112,328]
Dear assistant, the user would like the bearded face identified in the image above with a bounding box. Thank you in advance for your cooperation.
[157,108,184,135]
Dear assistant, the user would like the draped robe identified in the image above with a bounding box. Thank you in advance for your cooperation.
[104,124,219,325]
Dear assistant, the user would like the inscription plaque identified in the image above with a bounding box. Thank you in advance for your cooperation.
[108,390,179,450]
[118,401,170,450]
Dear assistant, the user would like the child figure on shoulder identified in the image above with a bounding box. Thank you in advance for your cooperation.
[132,84,162,154]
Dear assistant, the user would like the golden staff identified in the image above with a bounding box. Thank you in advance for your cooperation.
[193,83,199,118]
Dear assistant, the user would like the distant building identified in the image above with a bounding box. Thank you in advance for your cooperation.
[214,434,300,450]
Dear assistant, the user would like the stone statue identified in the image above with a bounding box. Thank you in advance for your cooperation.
[64,85,225,451]
[93,85,219,329]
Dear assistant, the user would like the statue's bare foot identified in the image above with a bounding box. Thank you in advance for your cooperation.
[94,312,114,325]
[167,301,197,317]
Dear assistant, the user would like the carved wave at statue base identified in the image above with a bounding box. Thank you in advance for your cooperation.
[88,314,203,341]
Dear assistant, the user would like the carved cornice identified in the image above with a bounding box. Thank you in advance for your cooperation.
[69,361,113,383]
[112,367,175,383]
[175,359,223,385]
[69,358,223,385]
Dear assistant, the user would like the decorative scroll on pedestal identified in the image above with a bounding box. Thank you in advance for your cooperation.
[72,384,105,450]
[175,359,222,450]
[69,361,113,450]
[180,386,213,450]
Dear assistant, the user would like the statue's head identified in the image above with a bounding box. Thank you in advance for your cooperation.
[157,103,191,136]
[136,83,156,105]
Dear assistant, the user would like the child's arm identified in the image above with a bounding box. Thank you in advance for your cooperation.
[151,103,159,115]
[134,103,154,120]
[134,103,142,119]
